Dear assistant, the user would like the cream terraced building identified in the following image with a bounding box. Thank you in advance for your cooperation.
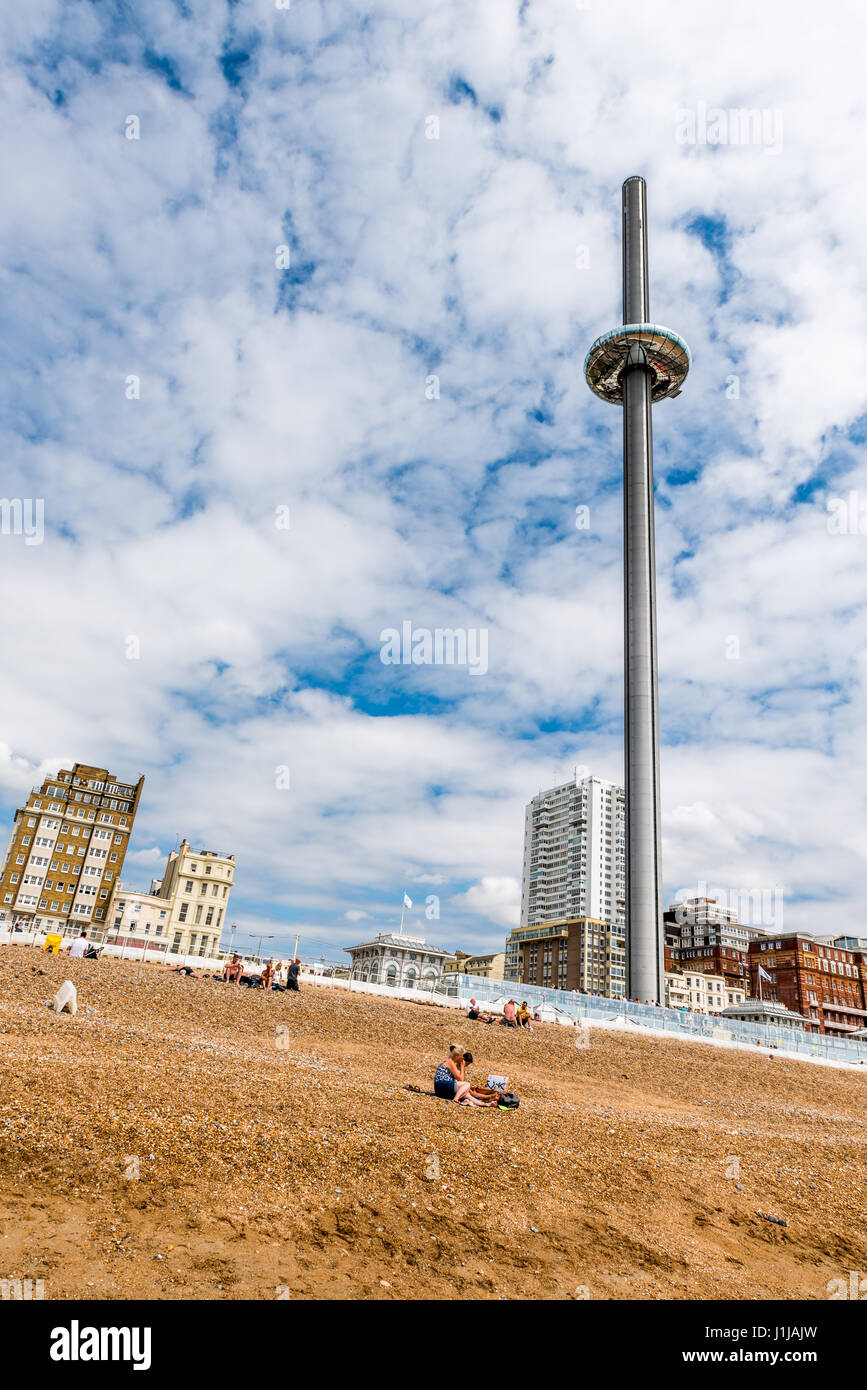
[109,839,235,959]
[460,950,506,980]
[664,969,733,1014]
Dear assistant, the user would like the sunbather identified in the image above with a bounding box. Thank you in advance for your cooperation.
[223,954,243,984]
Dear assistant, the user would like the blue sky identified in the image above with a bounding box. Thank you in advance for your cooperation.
[2,0,867,958]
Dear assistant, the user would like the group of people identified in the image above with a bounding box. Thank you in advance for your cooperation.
[433,1044,502,1107]
[467,997,534,1029]
[221,954,301,992]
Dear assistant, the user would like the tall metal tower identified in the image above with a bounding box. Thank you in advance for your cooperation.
[584,176,690,1003]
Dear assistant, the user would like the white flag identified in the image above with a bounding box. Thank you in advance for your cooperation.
[403,892,412,910]
[758,964,773,983]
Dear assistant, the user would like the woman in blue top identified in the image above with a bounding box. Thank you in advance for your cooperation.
[433,1045,473,1102]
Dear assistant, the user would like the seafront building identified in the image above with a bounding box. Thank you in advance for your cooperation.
[109,839,235,959]
[664,896,764,953]
[720,998,809,1032]
[0,763,144,936]
[344,930,451,988]
[664,967,739,1014]
[748,934,867,1037]
[520,775,625,932]
[506,916,627,997]
[460,950,505,980]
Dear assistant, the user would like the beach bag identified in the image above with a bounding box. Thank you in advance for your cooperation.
[497,1092,520,1109]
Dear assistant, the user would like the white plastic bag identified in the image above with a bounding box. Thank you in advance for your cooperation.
[51,980,78,1015]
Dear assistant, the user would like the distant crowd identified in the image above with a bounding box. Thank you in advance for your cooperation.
[219,954,301,991]
[467,997,535,1028]
[57,930,302,992]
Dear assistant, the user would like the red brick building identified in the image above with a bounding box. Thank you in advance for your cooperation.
[666,942,750,1006]
[748,935,867,1036]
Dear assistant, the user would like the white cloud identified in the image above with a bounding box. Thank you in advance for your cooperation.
[1,0,867,951]
[457,877,522,930]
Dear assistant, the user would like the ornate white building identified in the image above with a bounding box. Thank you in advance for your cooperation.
[345,931,451,989]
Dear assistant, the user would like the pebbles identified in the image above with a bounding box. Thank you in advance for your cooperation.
[1,945,866,1299]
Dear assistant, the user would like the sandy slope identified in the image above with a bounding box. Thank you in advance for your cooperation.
[1,946,865,1301]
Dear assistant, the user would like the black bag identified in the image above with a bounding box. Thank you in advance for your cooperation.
[497,1092,520,1109]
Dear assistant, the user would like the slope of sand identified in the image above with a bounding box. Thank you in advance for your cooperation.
[1,946,866,1301]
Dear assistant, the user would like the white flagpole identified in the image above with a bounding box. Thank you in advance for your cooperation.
[399,895,405,937]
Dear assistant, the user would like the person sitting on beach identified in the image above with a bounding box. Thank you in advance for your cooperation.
[67,930,89,959]
[223,954,243,984]
[516,1001,532,1029]
[287,959,301,992]
[433,1046,498,1107]
[461,1052,501,1105]
[467,999,494,1023]
[502,999,518,1027]
[261,959,275,992]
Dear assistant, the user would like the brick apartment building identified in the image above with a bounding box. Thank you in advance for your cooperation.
[749,934,867,1036]
[508,916,626,997]
[666,942,750,1004]
[0,762,144,937]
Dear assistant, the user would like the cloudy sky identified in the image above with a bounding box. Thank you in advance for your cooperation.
[2,0,866,959]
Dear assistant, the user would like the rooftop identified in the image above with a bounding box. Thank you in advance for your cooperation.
[720,999,808,1025]
[344,931,449,955]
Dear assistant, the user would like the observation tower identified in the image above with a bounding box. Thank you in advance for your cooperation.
[584,176,690,1004]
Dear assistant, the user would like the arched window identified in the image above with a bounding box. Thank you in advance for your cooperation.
[385,965,397,987]
[404,966,418,990]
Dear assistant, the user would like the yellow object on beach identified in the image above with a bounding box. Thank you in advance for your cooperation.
[43,934,63,955]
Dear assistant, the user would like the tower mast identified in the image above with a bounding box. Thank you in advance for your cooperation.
[584,176,691,1003]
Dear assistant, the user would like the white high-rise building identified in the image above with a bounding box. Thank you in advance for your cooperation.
[520,774,625,931]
